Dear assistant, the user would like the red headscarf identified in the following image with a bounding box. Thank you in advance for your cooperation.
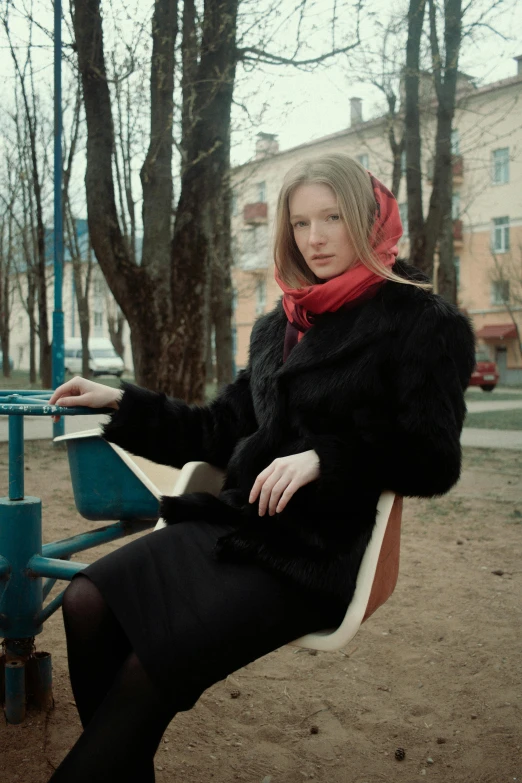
[275,173,403,333]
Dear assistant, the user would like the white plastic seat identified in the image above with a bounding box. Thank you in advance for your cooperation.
[153,463,402,652]
[59,430,401,652]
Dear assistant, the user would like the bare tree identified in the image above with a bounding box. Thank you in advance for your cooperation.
[0,108,40,384]
[72,0,360,400]
[404,0,511,301]
[62,80,93,379]
[2,3,53,386]
[489,247,522,357]
[0,147,19,377]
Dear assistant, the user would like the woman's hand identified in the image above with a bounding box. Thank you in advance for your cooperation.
[49,377,123,422]
[249,450,320,517]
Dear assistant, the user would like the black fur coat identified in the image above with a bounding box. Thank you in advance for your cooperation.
[103,261,475,602]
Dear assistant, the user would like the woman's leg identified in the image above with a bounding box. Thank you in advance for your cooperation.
[48,649,174,783]
[51,523,347,782]
[61,575,132,727]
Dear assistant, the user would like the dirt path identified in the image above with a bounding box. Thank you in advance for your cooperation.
[1,442,521,783]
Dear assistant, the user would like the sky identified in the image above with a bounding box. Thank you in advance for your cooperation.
[1,0,521,201]
[229,0,522,164]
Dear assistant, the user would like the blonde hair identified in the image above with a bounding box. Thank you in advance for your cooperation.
[273,153,431,290]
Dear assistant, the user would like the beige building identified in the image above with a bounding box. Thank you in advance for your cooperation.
[9,257,133,375]
[6,62,521,385]
[231,58,522,385]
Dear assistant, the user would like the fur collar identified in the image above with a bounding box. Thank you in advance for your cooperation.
[253,260,443,380]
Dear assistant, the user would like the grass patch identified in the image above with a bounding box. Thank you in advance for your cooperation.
[465,392,522,402]
[464,409,522,430]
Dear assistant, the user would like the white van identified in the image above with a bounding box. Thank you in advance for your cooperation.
[64,338,125,378]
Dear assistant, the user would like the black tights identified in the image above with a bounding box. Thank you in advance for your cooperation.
[48,576,176,783]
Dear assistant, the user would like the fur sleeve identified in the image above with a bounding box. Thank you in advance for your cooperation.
[101,370,258,469]
[373,305,475,496]
[304,305,475,499]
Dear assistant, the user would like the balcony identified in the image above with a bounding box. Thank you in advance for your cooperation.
[453,218,463,246]
[452,154,463,183]
[243,202,268,224]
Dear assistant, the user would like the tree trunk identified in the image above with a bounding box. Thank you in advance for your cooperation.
[74,0,239,402]
[72,0,173,392]
[33,161,51,386]
[383,92,404,198]
[0,218,10,378]
[0,260,9,376]
[436,213,456,302]
[428,0,462,303]
[205,320,214,382]
[170,0,239,401]
[404,0,427,271]
[211,183,235,386]
[28,277,37,385]
[389,132,404,199]
[139,0,177,289]
[107,304,125,360]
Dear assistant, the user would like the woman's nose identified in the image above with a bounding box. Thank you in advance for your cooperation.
[309,224,326,246]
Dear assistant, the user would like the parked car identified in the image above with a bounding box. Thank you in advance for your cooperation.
[468,349,499,392]
[64,338,125,378]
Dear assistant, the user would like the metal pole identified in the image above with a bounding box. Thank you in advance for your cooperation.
[4,661,26,724]
[52,0,65,439]
[8,416,24,501]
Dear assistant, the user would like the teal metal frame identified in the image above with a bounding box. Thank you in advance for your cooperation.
[0,391,158,723]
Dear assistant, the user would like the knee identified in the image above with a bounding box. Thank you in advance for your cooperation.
[62,575,105,625]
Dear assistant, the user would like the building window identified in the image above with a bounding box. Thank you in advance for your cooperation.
[451,129,460,155]
[93,312,103,336]
[492,217,510,253]
[399,203,408,236]
[492,148,509,185]
[454,256,460,290]
[452,192,460,220]
[257,182,266,203]
[255,278,266,315]
[93,278,105,295]
[491,280,510,306]
[357,153,369,169]
[231,190,238,216]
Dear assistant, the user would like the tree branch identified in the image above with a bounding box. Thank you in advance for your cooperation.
[237,39,360,68]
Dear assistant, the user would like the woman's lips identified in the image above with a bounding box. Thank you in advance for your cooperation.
[312,255,334,265]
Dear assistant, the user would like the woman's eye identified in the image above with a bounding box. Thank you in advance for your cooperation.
[328,214,340,221]
[294,221,307,228]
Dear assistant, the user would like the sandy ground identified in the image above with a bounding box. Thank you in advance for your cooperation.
[0,440,521,783]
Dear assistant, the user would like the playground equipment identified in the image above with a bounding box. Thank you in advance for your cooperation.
[0,391,156,724]
[0,390,402,724]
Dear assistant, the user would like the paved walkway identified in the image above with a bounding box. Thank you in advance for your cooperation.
[467,386,522,396]
[466,400,522,413]
[461,428,522,451]
[1,386,521,449]
[0,413,108,443]
[1,413,521,450]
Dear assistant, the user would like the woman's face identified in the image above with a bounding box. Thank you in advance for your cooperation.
[289,183,357,281]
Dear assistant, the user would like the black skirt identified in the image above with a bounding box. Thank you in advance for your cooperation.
[82,520,347,711]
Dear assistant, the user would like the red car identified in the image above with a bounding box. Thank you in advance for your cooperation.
[468,350,499,392]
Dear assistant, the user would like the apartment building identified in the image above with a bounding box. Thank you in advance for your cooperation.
[231,58,522,385]
[7,221,133,374]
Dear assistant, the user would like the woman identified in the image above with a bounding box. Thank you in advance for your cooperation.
[48,153,475,782]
